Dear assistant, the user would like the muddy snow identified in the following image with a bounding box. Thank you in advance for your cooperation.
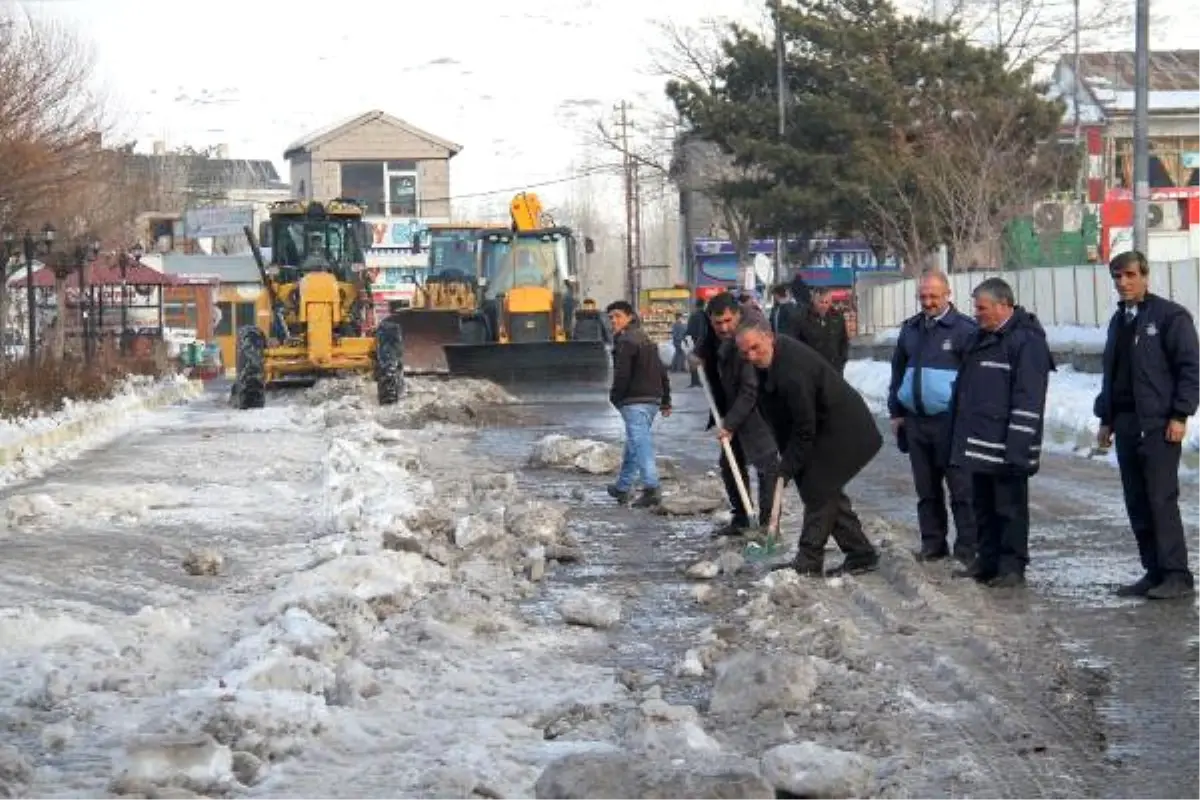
[0,377,1137,798]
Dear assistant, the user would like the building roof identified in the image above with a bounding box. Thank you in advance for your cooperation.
[1052,50,1200,119]
[121,153,288,194]
[160,254,262,284]
[282,110,463,160]
[10,255,180,289]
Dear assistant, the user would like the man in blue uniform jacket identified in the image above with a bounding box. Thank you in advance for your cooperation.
[1094,250,1199,601]
[887,270,978,565]
[949,278,1054,588]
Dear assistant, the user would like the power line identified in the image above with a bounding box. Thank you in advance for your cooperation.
[428,163,624,204]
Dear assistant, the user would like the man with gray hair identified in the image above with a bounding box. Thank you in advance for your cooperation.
[948,278,1054,588]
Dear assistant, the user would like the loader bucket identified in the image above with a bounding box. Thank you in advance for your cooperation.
[392,309,463,373]
[443,340,611,386]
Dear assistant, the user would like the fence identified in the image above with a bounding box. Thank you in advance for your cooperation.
[854,259,1200,335]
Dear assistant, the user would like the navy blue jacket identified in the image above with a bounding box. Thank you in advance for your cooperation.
[887,305,976,418]
[949,307,1055,476]
[1093,293,1199,429]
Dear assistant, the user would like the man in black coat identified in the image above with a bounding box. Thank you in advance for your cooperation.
[694,291,780,537]
[684,299,708,387]
[1094,250,1199,600]
[949,278,1054,588]
[788,287,850,373]
[768,284,796,335]
[735,322,882,576]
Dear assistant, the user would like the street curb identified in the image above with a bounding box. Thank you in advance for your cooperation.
[0,378,204,466]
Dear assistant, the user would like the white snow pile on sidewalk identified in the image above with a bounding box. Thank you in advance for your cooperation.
[846,359,1200,458]
[868,323,1110,351]
[3,377,621,798]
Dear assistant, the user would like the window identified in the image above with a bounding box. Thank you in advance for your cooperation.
[215,301,233,336]
[340,162,386,215]
[388,172,418,217]
[235,302,257,330]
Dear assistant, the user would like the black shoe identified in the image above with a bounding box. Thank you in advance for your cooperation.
[827,551,880,577]
[791,562,825,577]
[712,517,751,538]
[985,572,1026,588]
[952,561,996,582]
[1146,574,1196,601]
[607,484,631,505]
[1114,574,1160,598]
[914,546,950,563]
[630,488,661,509]
[952,547,977,566]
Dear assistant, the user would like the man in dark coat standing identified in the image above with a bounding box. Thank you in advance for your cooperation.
[694,291,780,537]
[735,322,882,576]
[949,278,1054,588]
[887,270,978,564]
[684,299,708,387]
[768,284,796,335]
[1094,250,1199,600]
[788,287,850,373]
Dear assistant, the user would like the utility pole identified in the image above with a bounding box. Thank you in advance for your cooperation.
[1072,0,1083,199]
[632,161,644,301]
[615,100,637,302]
[773,0,787,287]
[1132,0,1150,254]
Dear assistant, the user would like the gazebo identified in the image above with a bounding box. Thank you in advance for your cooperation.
[8,253,181,356]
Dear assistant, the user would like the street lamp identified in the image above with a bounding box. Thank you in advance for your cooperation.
[1,229,15,354]
[67,239,101,362]
[119,241,145,351]
[22,223,56,363]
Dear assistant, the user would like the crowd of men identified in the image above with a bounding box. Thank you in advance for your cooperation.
[603,251,1198,600]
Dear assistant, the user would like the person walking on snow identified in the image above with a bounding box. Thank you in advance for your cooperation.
[949,278,1054,589]
[887,270,978,565]
[735,322,882,577]
[693,291,780,538]
[1094,250,1199,601]
[605,300,672,509]
[670,313,689,373]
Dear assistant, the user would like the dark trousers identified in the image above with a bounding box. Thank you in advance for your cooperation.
[906,414,976,557]
[973,471,1030,577]
[670,345,687,372]
[794,489,876,569]
[688,366,701,386]
[1113,412,1193,582]
[718,437,779,526]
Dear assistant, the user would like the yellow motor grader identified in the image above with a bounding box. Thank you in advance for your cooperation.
[230,198,403,409]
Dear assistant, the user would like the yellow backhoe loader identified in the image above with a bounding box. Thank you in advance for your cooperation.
[441,192,610,385]
[231,198,403,409]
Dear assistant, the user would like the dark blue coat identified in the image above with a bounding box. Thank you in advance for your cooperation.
[887,305,977,418]
[949,307,1055,476]
[1093,293,1199,429]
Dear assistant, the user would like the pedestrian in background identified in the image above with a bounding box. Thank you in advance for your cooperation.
[696,291,780,537]
[887,270,978,565]
[604,300,672,509]
[1094,250,1199,600]
[736,322,882,577]
[684,298,707,388]
[949,278,1054,588]
[669,313,688,373]
[788,287,850,373]
[768,284,796,334]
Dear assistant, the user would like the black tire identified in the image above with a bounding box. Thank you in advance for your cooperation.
[233,325,267,410]
[375,318,404,406]
[459,316,489,344]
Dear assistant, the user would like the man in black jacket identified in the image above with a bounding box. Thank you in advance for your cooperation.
[695,291,780,537]
[949,278,1054,588]
[736,322,882,576]
[768,284,796,335]
[605,300,672,509]
[788,288,850,373]
[684,299,708,387]
[1094,250,1199,600]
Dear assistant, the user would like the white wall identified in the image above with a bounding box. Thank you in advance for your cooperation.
[855,259,1200,334]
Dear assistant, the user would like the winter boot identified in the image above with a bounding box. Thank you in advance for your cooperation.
[630,487,662,509]
[607,484,631,505]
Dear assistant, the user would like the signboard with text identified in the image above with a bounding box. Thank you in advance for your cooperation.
[363,216,450,249]
[693,237,902,288]
[184,206,255,239]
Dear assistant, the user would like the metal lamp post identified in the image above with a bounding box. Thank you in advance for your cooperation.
[69,239,101,362]
[119,241,144,354]
[22,223,56,363]
[1,230,15,356]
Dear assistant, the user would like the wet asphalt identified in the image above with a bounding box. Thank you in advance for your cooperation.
[471,371,1199,800]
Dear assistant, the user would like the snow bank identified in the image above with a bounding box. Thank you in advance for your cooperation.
[845,359,1200,457]
[868,323,1110,351]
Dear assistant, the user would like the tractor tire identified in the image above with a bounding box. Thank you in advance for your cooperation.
[375,318,405,406]
[459,315,489,344]
[233,325,266,410]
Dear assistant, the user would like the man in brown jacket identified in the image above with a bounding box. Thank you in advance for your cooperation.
[605,300,672,508]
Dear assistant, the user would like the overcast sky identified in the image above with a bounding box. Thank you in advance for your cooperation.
[21,0,1196,214]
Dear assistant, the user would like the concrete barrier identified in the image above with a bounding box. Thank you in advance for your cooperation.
[0,378,204,466]
[849,343,1104,374]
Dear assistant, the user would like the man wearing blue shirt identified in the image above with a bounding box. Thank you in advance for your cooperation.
[888,271,978,564]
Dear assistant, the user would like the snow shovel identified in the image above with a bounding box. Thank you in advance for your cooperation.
[681,336,759,528]
[744,475,784,561]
